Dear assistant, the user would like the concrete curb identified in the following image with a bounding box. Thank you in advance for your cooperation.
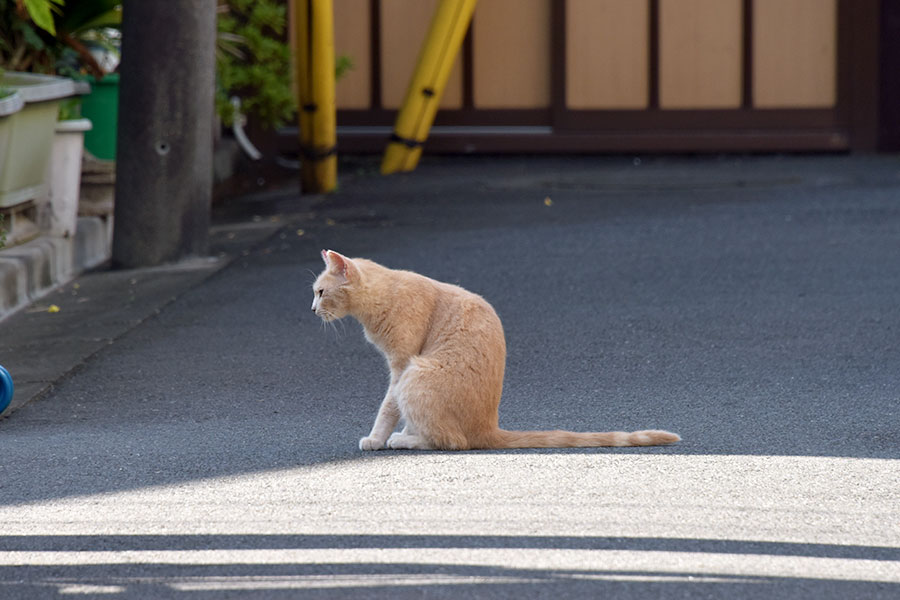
[0,216,110,323]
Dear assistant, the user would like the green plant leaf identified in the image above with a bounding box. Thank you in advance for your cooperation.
[23,0,65,36]
[335,55,354,80]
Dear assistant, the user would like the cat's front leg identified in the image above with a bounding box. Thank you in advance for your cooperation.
[359,436,384,451]
[359,389,400,451]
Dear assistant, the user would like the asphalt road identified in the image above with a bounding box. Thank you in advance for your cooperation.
[0,155,897,598]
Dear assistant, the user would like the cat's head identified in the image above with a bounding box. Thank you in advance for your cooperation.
[312,249,360,321]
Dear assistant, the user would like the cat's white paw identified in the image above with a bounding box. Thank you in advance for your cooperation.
[359,436,384,451]
[387,432,427,450]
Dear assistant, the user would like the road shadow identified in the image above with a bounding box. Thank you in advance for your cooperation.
[0,534,897,599]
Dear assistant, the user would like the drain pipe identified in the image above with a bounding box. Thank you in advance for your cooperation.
[230,96,262,161]
[230,97,301,169]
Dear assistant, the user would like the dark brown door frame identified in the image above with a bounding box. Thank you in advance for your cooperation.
[285,0,884,154]
[878,0,900,151]
[838,0,881,151]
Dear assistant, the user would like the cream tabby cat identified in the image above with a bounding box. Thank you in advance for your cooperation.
[312,249,680,451]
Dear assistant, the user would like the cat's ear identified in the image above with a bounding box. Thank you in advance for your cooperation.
[321,249,342,272]
[322,249,341,271]
[324,250,358,282]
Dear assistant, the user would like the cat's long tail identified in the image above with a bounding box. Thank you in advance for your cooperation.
[487,428,680,449]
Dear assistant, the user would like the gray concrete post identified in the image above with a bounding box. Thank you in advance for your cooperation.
[112,1,217,268]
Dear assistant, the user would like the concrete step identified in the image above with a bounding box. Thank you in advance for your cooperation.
[0,216,111,323]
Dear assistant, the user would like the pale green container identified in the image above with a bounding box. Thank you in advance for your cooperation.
[0,72,83,208]
[0,91,25,183]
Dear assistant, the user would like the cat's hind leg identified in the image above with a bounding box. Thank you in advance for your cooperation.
[394,358,471,451]
[386,432,432,450]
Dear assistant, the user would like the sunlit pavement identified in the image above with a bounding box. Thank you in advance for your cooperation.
[0,454,898,596]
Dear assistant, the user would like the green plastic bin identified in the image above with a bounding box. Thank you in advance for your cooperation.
[78,73,119,160]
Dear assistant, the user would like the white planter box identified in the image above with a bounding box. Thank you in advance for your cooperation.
[43,119,93,238]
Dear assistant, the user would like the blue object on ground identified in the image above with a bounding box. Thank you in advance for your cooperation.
[0,365,13,414]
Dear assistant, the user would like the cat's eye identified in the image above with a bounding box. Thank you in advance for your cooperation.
[316,289,324,297]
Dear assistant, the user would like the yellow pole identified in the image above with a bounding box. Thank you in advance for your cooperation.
[381,0,478,174]
[293,0,337,193]
[293,0,313,187]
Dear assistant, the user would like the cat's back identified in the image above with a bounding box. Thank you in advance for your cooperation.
[430,278,504,347]
[433,278,498,318]
[422,278,506,392]
[359,258,503,345]
[364,259,489,312]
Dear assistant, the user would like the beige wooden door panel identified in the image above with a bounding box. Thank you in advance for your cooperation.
[334,0,371,109]
[659,0,743,109]
[380,0,463,110]
[566,0,649,109]
[753,0,837,108]
[473,0,551,109]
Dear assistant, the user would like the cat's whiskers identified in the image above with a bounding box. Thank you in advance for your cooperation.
[328,318,344,338]
[315,310,347,339]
